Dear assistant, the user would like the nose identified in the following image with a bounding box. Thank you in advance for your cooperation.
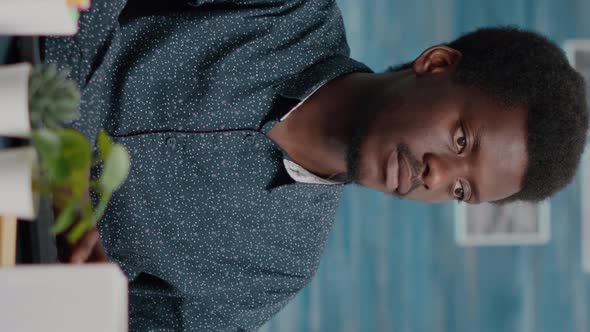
[421,153,463,191]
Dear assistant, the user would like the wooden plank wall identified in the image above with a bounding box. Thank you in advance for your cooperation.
[262,0,590,331]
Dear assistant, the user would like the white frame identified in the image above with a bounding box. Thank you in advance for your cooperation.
[563,40,590,273]
[582,149,590,273]
[454,201,551,246]
[564,39,590,64]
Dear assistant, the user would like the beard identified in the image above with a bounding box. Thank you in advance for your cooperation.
[344,104,421,189]
[345,130,364,183]
[344,106,377,184]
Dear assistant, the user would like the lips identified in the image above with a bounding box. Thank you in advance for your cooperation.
[385,149,399,193]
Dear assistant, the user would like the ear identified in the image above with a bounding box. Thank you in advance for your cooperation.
[413,45,462,76]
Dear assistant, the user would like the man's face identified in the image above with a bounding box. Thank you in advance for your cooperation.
[347,69,528,204]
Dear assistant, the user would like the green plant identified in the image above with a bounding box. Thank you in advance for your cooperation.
[29,65,80,129]
[29,65,130,243]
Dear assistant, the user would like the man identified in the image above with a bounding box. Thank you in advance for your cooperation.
[44,0,588,330]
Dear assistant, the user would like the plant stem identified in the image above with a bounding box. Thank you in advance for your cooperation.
[92,192,112,226]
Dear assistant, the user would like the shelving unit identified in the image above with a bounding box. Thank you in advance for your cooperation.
[0,1,84,266]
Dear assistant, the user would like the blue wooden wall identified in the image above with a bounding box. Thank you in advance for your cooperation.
[262,1,590,331]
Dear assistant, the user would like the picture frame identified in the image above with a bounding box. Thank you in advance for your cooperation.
[563,40,590,273]
[454,201,551,246]
[582,148,590,273]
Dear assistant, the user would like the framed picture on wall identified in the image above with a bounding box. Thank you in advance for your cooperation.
[454,201,551,246]
[564,39,590,94]
[564,40,590,273]
[581,148,590,273]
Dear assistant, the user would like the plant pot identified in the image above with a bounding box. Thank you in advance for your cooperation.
[0,63,31,138]
[0,146,39,220]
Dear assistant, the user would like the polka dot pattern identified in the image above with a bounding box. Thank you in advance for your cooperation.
[44,0,371,330]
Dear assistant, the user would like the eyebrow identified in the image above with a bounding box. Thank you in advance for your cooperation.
[470,126,483,203]
[472,126,483,154]
[470,182,480,204]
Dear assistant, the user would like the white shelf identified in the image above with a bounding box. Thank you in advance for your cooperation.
[0,0,77,36]
[0,63,32,138]
[0,264,128,332]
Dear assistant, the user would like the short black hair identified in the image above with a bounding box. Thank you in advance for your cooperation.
[388,27,589,203]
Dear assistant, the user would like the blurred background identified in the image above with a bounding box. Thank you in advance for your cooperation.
[261,0,590,331]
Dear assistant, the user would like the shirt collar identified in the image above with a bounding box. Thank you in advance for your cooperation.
[276,57,370,185]
[273,55,372,102]
[269,56,372,185]
[260,55,372,135]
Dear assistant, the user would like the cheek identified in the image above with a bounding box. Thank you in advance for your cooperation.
[393,123,452,156]
[406,189,449,203]
[380,102,459,145]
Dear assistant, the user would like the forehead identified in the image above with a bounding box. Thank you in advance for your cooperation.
[460,88,528,203]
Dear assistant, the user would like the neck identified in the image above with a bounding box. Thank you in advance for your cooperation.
[267,72,392,178]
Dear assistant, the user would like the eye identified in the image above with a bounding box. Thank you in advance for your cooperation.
[452,180,465,201]
[453,124,467,153]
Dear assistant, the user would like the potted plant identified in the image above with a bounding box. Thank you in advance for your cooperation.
[0,63,131,243]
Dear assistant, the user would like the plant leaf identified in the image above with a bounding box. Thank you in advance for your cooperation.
[66,217,91,244]
[57,129,91,171]
[68,168,89,197]
[97,129,113,161]
[31,129,60,158]
[99,144,130,193]
[29,64,80,129]
[31,129,67,184]
[51,198,78,235]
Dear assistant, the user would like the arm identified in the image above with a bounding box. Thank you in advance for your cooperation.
[128,273,242,332]
[130,292,240,332]
[128,272,299,331]
[57,226,109,263]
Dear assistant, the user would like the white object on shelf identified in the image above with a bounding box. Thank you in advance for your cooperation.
[0,147,39,220]
[0,264,128,332]
[0,63,32,138]
[0,0,78,36]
